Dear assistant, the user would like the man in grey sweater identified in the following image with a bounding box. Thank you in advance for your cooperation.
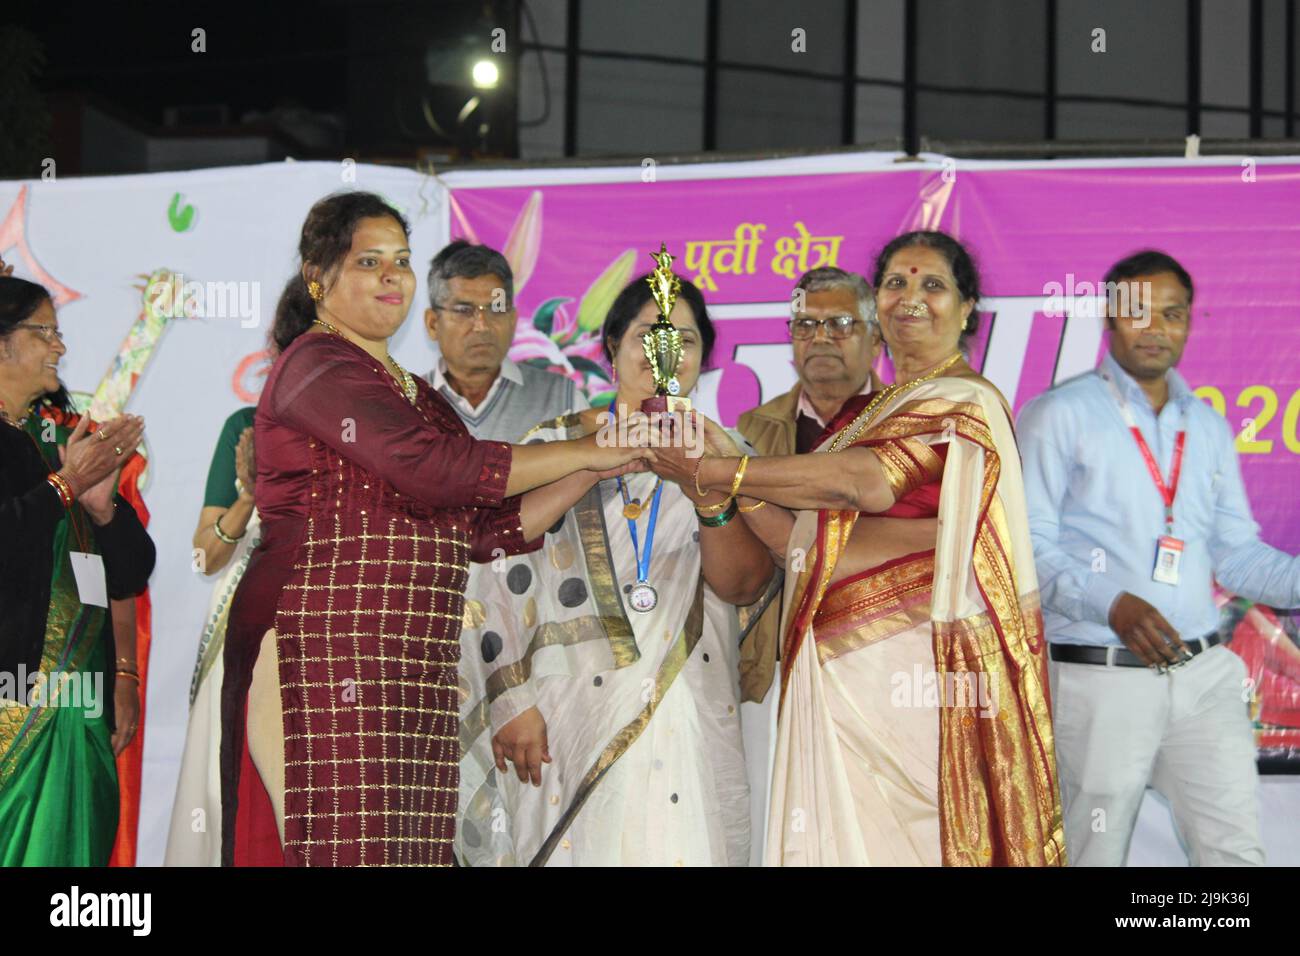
[423,240,586,442]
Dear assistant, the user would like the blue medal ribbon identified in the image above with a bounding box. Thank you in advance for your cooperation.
[617,475,664,585]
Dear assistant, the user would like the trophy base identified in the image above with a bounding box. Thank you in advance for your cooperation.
[641,395,692,416]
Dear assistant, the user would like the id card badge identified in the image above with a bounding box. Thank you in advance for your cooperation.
[1152,535,1184,585]
[69,552,109,607]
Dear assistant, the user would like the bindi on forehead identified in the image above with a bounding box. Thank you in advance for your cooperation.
[910,267,918,274]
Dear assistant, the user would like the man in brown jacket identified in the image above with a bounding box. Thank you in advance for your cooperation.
[736,266,883,702]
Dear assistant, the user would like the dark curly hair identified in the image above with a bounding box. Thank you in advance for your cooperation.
[271,191,411,352]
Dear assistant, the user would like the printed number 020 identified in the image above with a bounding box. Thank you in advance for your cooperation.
[1194,385,1300,454]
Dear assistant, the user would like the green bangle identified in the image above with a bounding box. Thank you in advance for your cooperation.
[213,516,243,544]
[697,498,739,528]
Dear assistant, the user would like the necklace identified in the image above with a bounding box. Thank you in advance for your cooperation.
[312,319,417,404]
[0,400,32,430]
[617,474,663,521]
[829,352,963,452]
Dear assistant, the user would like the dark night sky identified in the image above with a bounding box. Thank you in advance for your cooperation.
[9,4,348,124]
[5,1,516,157]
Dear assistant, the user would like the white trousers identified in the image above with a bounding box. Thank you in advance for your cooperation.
[1049,644,1264,867]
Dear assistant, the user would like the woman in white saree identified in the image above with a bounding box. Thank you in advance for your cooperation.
[655,232,1065,866]
[165,410,259,865]
[456,274,776,866]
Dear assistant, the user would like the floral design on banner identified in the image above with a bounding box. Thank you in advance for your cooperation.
[458,189,634,408]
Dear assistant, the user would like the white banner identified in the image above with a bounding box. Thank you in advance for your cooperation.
[0,161,450,865]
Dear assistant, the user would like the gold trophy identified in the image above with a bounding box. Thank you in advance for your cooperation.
[640,243,692,416]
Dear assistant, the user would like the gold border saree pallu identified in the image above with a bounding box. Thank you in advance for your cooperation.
[770,376,1065,867]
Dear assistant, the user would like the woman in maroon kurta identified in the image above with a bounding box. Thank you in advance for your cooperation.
[221,193,645,866]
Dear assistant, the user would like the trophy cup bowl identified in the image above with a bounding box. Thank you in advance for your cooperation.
[640,323,691,416]
[640,243,692,418]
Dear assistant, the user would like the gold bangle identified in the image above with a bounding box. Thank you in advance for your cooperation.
[116,670,141,684]
[728,455,749,500]
[739,498,767,513]
[692,455,710,498]
[694,495,733,515]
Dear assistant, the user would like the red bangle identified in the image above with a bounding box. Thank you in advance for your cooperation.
[46,473,74,509]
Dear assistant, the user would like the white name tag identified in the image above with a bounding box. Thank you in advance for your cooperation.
[69,551,108,607]
[1152,535,1184,586]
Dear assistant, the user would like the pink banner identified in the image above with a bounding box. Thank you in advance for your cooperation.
[449,160,1300,553]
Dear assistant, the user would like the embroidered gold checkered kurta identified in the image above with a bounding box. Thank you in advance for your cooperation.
[221,333,538,866]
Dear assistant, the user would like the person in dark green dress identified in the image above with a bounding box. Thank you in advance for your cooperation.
[0,274,155,865]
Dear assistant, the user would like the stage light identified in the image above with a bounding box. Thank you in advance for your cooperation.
[471,59,499,90]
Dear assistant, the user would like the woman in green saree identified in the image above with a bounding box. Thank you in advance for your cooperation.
[0,274,156,865]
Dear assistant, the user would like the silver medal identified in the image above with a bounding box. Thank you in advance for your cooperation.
[629,583,659,613]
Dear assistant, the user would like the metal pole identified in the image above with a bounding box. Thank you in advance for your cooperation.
[563,0,580,156]
[903,0,918,155]
[1046,0,1057,140]
[1250,0,1263,137]
[1187,0,1201,136]
[704,0,720,151]
[843,0,858,145]
[1287,0,1296,137]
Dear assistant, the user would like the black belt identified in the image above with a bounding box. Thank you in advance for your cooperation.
[1049,633,1222,668]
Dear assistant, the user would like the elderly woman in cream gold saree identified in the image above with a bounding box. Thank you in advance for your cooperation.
[656,232,1065,866]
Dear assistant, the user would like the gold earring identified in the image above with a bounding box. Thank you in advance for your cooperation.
[308,280,323,302]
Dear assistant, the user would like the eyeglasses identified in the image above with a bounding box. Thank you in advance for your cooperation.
[15,323,65,343]
[435,302,514,322]
[787,315,862,340]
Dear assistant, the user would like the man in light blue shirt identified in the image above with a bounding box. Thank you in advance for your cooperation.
[1018,250,1300,866]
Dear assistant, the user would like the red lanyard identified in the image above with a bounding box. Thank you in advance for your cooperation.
[1128,427,1185,529]
[1101,370,1185,530]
